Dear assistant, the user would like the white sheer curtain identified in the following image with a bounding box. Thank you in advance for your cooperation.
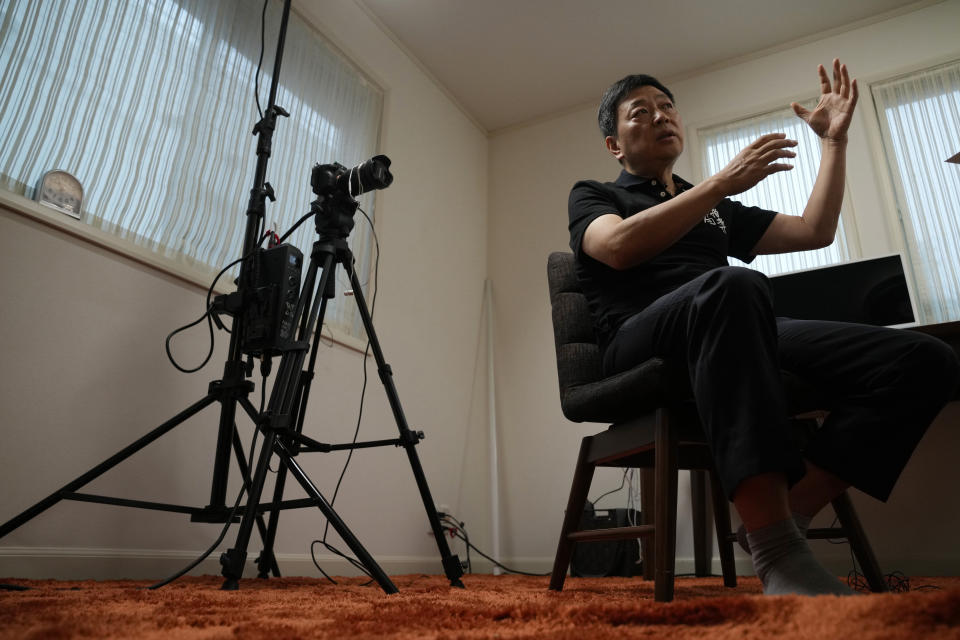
[0,0,383,337]
[871,61,960,324]
[699,104,858,275]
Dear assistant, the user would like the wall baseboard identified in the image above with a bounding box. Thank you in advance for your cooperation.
[2,546,956,582]
[0,546,444,581]
[448,553,960,581]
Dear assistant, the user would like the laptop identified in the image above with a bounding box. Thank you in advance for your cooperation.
[768,254,918,328]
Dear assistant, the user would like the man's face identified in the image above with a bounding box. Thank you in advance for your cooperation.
[605,85,684,173]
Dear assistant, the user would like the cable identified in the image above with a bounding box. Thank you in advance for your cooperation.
[356,206,379,258]
[883,570,911,593]
[164,301,218,374]
[254,0,268,119]
[147,425,261,589]
[626,469,641,526]
[259,364,268,414]
[276,210,316,245]
[309,539,339,584]
[590,469,629,507]
[819,515,914,593]
[325,208,380,512]
[310,206,380,583]
[453,531,548,577]
[310,539,375,585]
[164,255,243,373]
[439,513,471,573]
[440,515,549,577]
[165,230,276,373]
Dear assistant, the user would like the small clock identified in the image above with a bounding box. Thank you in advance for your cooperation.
[36,170,83,219]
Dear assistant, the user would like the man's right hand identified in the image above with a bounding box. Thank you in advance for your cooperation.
[711,133,798,197]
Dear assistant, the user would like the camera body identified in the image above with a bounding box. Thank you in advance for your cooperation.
[311,155,393,198]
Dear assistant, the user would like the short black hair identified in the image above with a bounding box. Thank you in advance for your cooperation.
[598,74,675,138]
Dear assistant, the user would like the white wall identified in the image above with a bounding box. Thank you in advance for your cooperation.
[488,0,960,575]
[0,0,489,580]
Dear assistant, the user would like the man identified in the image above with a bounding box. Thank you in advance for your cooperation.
[568,60,960,596]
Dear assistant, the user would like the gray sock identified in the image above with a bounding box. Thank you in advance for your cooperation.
[746,517,853,596]
[736,512,812,554]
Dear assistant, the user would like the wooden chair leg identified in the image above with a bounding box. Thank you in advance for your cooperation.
[831,491,887,592]
[654,409,678,602]
[691,469,710,577]
[550,437,596,591]
[640,467,655,581]
[709,469,737,587]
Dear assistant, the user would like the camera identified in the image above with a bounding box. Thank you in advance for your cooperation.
[311,154,393,198]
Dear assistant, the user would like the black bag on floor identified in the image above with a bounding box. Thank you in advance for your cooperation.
[570,502,641,577]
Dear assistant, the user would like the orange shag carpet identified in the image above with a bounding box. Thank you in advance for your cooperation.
[1,574,959,639]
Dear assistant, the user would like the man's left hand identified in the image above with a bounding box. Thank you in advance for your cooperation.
[792,58,858,143]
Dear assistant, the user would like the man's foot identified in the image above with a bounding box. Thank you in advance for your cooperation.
[737,512,812,554]
[746,518,853,596]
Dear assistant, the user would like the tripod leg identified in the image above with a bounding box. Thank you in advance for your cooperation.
[206,367,249,513]
[274,441,398,594]
[255,461,288,579]
[219,424,278,590]
[236,395,286,579]
[230,423,280,578]
[0,395,218,539]
[346,265,465,587]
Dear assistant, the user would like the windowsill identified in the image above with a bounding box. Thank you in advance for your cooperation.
[0,189,370,355]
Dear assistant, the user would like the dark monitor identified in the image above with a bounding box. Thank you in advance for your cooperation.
[768,254,916,327]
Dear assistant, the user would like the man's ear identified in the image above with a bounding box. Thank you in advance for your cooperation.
[605,135,623,161]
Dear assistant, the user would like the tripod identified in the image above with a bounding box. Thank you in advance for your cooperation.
[0,0,464,593]
[218,181,466,593]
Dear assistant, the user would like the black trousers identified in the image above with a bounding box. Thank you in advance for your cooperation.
[603,266,960,502]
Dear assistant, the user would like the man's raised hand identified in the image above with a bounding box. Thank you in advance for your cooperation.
[792,59,859,143]
[714,133,798,197]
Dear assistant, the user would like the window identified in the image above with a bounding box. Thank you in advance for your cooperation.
[871,60,960,324]
[0,0,383,338]
[698,104,859,275]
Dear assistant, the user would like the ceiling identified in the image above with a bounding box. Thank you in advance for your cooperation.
[358,0,933,133]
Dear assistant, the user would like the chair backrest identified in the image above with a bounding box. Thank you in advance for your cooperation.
[547,251,673,423]
[547,252,605,411]
[547,251,603,382]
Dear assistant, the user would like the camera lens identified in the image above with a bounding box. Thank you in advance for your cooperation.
[348,155,393,196]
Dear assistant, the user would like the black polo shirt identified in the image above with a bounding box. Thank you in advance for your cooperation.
[568,170,777,348]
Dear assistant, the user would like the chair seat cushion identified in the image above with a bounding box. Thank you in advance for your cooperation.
[561,356,828,424]
[560,356,685,423]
